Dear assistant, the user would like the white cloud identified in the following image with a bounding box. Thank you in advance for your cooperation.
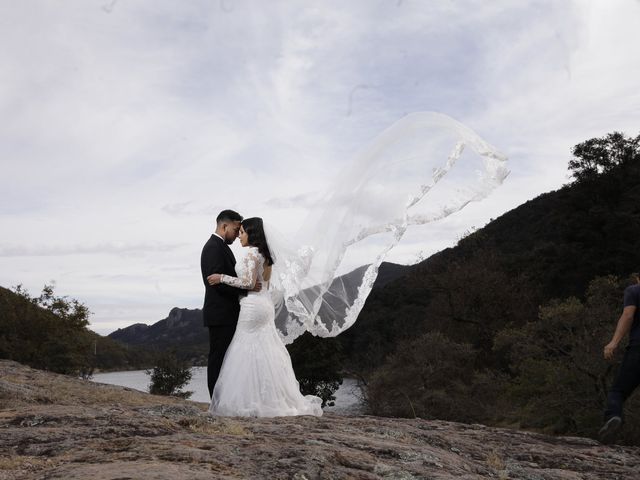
[1,0,639,334]
[0,241,184,257]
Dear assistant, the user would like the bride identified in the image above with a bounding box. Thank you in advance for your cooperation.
[206,217,323,417]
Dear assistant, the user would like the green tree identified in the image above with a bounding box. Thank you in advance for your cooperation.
[366,332,506,423]
[35,284,90,330]
[12,283,91,329]
[288,332,343,407]
[147,350,193,398]
[569,132,640,182]
[4,284,94,376]
[495,275,640,443]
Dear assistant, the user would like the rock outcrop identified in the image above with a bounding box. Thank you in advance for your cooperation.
[0,360,638,479]
[108,307,204,347]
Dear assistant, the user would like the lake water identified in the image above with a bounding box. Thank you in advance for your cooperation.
[92,367,364,414]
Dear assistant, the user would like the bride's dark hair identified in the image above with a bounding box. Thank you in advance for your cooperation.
[242,217,274,266]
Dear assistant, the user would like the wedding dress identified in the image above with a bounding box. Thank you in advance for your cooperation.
[208,246,323,417]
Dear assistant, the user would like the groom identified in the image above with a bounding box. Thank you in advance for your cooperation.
[201,209,246,398]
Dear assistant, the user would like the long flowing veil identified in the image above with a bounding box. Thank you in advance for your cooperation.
[265,112,509,344]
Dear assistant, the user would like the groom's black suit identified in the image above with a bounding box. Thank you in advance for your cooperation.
[201,234,244,397]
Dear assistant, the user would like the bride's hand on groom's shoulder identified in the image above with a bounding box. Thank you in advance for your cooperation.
[208,274,222,285]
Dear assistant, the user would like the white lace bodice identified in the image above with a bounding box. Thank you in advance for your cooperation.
[220,247,267,294]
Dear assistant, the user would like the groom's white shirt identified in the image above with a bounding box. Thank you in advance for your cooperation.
[213,232,224,242]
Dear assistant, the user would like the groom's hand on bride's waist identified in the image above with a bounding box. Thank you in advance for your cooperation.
[251,281,262,293]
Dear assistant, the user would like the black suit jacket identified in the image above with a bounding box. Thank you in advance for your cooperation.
[201,235,243,326]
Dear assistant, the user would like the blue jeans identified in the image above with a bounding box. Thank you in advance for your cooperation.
[605,345,640,420]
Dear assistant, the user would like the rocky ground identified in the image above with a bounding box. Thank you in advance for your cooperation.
[1,360,639,479]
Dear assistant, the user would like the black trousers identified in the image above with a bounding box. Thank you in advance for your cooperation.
[605,345,640,420]
[207,324,237,398]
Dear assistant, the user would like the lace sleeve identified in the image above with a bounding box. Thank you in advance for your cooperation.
[220,248,261,289]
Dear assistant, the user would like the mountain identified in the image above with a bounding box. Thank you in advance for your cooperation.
[109,307,208,364]
[109,308,203,347]
[108,262,411,360]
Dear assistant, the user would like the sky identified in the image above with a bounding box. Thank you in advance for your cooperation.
[1,0,639,335]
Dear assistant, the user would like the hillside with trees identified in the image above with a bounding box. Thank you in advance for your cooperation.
[340,131,640,444]
[0,285,154,375]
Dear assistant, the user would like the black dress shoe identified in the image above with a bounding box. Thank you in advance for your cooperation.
[599,416,622,444]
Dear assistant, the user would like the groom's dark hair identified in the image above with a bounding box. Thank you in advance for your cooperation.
[216,209,243,224]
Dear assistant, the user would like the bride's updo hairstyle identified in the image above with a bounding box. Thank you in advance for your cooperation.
[242,217,274,266]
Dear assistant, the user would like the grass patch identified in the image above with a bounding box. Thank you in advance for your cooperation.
[178,416,252,436]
